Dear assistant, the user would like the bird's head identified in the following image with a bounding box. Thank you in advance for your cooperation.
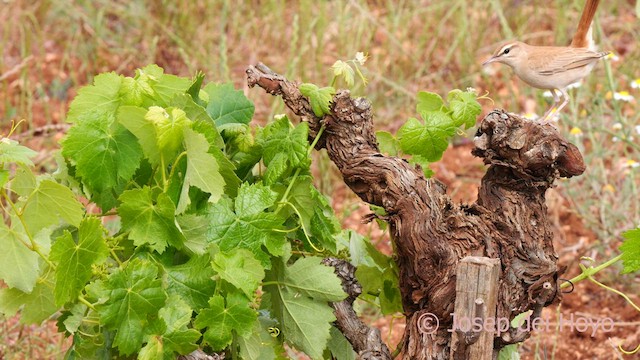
[482,41,525,68]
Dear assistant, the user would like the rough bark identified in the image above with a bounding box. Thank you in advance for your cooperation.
[324,258,393,360]
[247,63,585,359]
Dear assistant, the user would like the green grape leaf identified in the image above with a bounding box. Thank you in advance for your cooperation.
[179,127,225,211]
[146,106,191,163]
[299,83,336,117]
[0,223,41,292]
[177,213,209,255]
[263,152,288,185]
[22,179,84,234]
[0,169,7,188]
[50,217,109,306]
[0,138,37,166]
[147,295,201,356]
[284,176,337,253]
[0,267,57,324]
[416,91,445,114]
[327,326,356,360]
[12,163,36,196]
[97,258,167,356]
[63,326,115,359]
[262,116,310,173]
[120,71,155,106]
[331,60,355,88]
[380,266,403,314]
[410,154,435,178]
[150,73,192,107]
[56,303,87,335]
[238,313,284,360]
[225,124,255,153]
[138,337,163,360]
[309,204,340,254]
[497,344,520,360]
[448,89,481,129]
[118,105,161,165]
[118,187,185,253]
[375,131,399,156]
[204,83,255,126]
[66,72,122,123]
[191,120,240,197]
[186,71,206,106]
[171,93,225,149]
[398,114,456,162]
[195,293,257,350]
[284,257,346,302]
[62,114,142,210]
[355,265,384,296]
[620,229,640,274]
[208,184,286,266]
[264,257,343,359]
[164,254,216,310]
[212,248,265,298]
[284,176,315,228]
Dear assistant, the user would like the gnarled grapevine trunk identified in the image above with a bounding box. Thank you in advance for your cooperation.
[247,63,585,359]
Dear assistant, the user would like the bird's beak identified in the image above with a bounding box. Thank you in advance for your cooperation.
[482,56,497,66]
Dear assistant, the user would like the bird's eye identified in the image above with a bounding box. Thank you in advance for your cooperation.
[503,48,510,55]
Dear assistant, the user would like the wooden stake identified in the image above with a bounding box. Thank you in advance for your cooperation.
[450,257,500,360]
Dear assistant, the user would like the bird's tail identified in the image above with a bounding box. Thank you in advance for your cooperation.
[571,0,600,48]
[571,0,601,48]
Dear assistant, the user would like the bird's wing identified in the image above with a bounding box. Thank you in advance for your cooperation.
[529,48,606,76]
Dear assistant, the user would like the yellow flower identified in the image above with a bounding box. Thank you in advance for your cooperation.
[605,53,620,61]
[602,184,616,193]
[626,159,640,169]
[605,91,613,100]
[569,127,583,135]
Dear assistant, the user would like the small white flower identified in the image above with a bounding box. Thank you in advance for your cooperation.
[631,79,640,89]
[613,91,634,102]
[613,136,620,142]
[354,52,368,65]
[605,53,620,62]
[612,122,623,130]
[566,82,582,90]
[626,160,640,169]
[635,125,640,135]
[542,90,553,98]
[466,87,478,95]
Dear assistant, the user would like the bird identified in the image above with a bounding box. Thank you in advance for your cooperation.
[482,0,610,122]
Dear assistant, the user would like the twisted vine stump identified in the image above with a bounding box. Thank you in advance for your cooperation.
[247,63,585,360]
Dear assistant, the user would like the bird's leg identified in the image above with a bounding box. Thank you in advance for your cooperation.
[554,88,570,116]
[541,89,560,122]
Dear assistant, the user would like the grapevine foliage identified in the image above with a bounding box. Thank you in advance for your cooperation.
[376,89,481,176]
[0,65,401,360]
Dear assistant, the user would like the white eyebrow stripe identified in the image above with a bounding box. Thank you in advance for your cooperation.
[498,44,514,55]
